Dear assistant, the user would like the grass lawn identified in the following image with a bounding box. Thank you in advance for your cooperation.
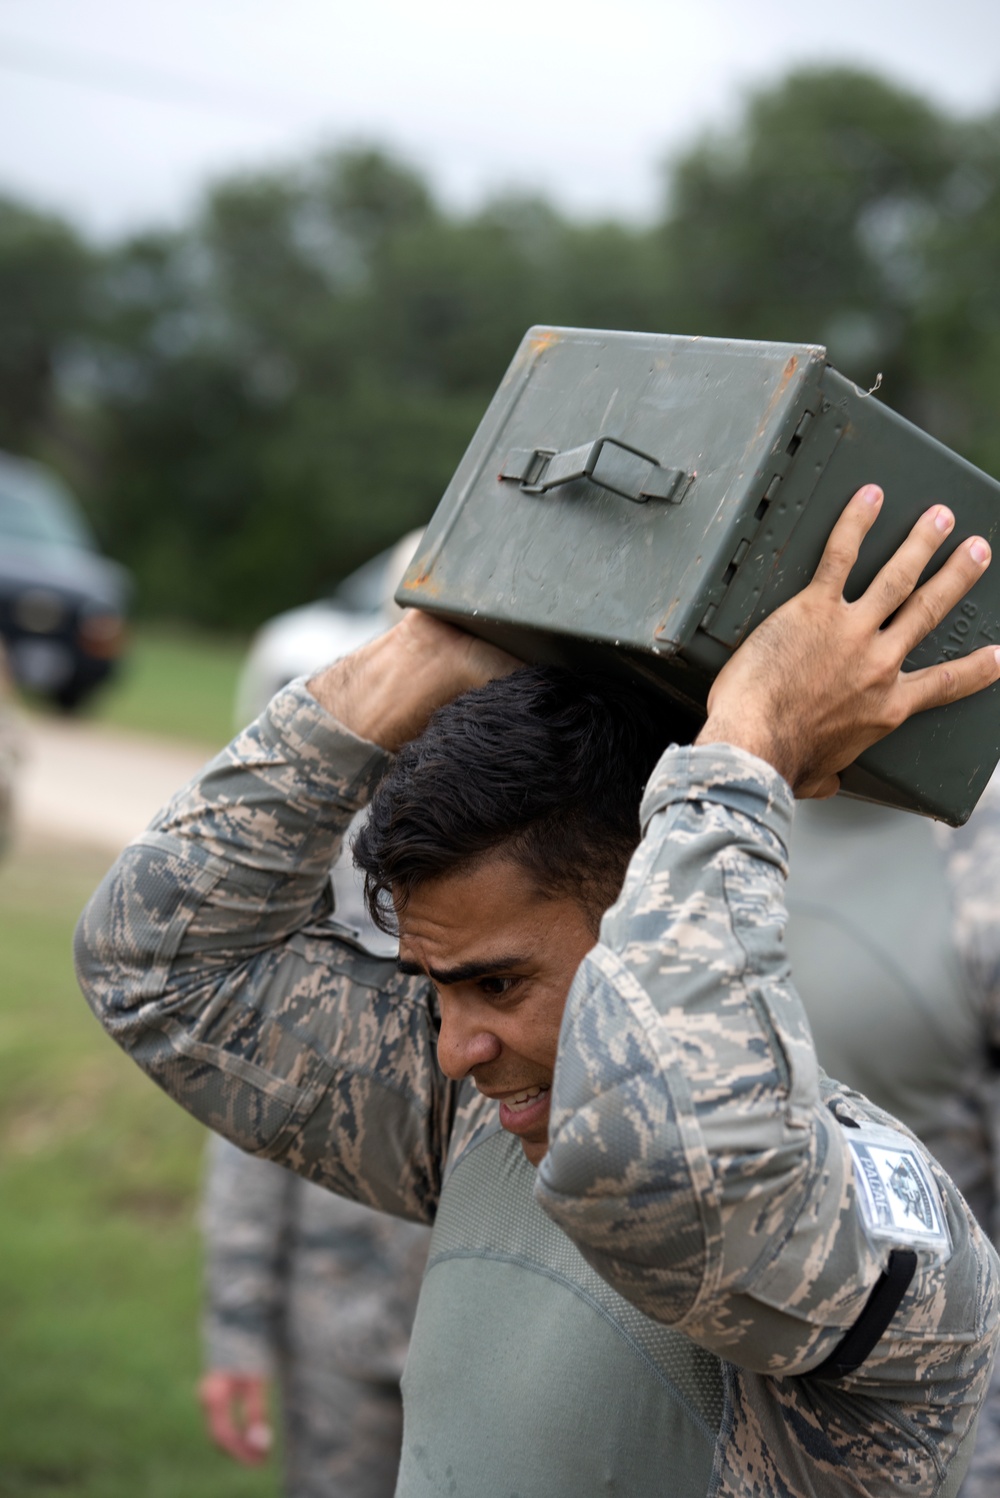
[48,623,250,750]
[0,835,276,1498]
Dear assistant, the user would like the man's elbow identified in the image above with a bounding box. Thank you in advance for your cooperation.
[534,1077,709,1326]
[74,861,155,1040]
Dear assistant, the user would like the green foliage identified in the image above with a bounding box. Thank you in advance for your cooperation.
[3,69,1000,632]
[76,150,490,626]
[0,838,275,1497]
[0,198,92,453]
[659,67,966,406]
[910,112,1000,476]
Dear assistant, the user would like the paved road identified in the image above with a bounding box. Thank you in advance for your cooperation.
[15,711,214,854]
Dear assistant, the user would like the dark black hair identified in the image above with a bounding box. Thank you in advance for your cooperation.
[353,665,690,933]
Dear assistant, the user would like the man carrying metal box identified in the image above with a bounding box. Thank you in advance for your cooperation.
[75,482,1000,1496]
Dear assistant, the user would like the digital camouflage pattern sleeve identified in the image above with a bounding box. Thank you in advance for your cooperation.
[537,742,1000,1492]
[74,681,450,1225]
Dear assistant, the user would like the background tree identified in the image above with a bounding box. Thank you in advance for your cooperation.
[82,151,459,626]
[0,198,92,456]
[658,67,966,413]
[911,110,1000,477]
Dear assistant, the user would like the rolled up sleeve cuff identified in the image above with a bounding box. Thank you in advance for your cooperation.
[641,742,795,853]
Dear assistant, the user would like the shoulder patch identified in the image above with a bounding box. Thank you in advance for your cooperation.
[844,1122,952,1260]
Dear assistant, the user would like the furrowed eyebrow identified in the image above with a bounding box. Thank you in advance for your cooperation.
[396,954,529,986]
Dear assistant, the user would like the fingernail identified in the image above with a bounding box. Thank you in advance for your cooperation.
[994,648,1000,668]
[970,538,991,564]
[934,506,954,533]
[861,485,883,507]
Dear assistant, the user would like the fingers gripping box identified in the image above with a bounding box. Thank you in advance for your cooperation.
[398,327,1000,824]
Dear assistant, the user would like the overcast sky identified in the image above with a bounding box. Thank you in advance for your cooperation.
[1,0,998,241]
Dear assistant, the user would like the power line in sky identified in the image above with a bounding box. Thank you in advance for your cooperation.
[0,34,316,123]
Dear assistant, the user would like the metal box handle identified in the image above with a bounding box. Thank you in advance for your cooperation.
[499,436,689,504]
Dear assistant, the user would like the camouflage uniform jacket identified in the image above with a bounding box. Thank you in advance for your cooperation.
[75,682,1000,1498]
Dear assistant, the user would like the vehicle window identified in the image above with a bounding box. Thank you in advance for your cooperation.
[0,471,94,550]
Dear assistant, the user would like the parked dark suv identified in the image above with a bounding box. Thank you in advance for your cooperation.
[0,451,131,709]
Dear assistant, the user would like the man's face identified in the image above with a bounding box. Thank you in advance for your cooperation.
[396,854,597,1167]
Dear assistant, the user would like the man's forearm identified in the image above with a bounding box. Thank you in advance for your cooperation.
[537,741,977,1373]
[538,739,999,1484]
[308,610,521,752]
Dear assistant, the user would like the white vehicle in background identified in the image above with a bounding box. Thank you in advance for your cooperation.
[234,531,423,953]
[234,531,423,727]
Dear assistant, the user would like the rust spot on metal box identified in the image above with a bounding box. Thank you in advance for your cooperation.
[400,570,443,598]
[754,354,799,440]
[528,328,561,356]
[654,595,684,638]
[508,326,561,377]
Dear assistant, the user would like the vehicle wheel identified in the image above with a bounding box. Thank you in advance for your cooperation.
[52,679,90,713]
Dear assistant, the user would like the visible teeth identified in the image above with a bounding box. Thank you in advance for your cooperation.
[504,1085,550,1113]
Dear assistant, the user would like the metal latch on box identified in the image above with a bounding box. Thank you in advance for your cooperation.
[499,436,690,504]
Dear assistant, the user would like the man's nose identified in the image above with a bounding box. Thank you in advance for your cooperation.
[436,1001,502,1080]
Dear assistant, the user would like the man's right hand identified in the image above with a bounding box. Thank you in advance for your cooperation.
[198,1370,273,1467]
[308,609,521,752]
[696,483,1000,797]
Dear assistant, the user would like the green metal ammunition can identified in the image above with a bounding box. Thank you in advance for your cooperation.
[399,327,1000,824]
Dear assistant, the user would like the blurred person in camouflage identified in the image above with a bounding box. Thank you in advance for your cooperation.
[199,532,430,1497]
[786,787,1000,1498]
[77,488,1000,1497]
[199,1135,428,1495]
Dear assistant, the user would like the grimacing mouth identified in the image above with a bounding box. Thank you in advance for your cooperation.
[481,1082,551,1115]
